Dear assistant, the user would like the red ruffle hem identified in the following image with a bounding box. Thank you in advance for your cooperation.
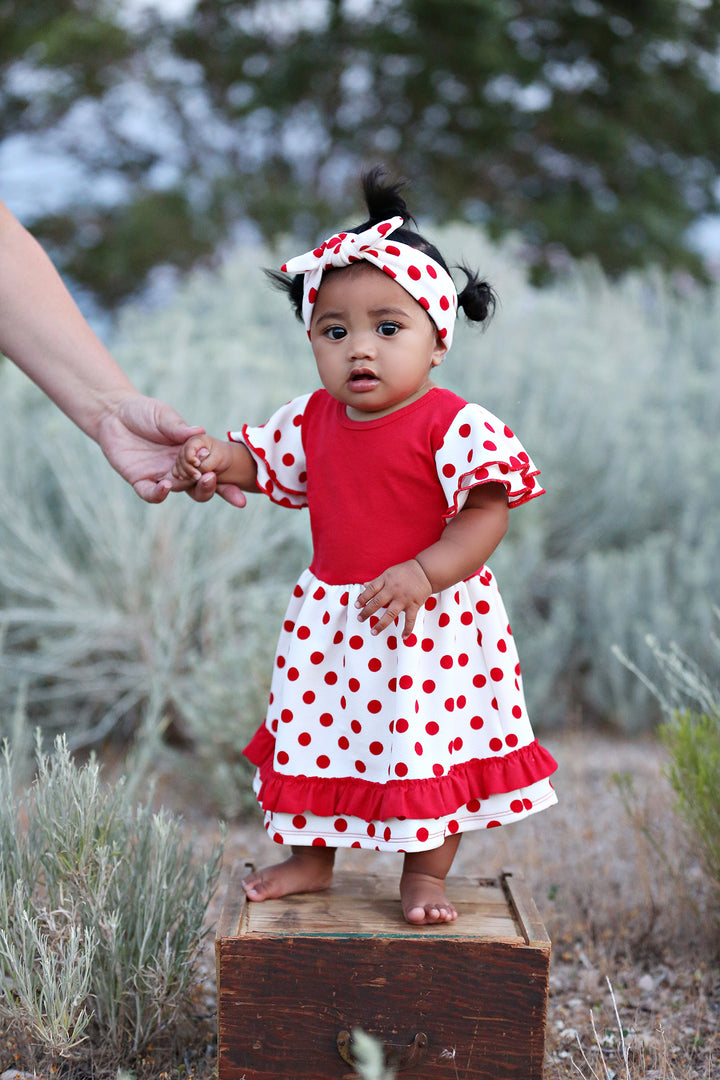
[244,724,558,823]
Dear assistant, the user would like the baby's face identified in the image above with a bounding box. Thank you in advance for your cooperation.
[309,263,446,422]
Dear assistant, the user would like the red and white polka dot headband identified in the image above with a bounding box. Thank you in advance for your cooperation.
[281,216,458,349]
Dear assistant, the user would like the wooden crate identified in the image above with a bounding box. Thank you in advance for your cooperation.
[216,868,550,1080]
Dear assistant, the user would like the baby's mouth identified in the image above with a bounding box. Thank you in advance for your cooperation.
[349,368,379,387]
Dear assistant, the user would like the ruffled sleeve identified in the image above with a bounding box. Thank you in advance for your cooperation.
[435,403,545,519]
[229,392,312,509]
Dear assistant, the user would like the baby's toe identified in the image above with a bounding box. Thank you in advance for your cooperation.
[241,873,270,902]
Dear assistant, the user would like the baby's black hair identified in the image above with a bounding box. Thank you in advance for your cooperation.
[266,165,496,327]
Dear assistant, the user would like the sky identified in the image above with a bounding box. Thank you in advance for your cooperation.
[123,0,196,17]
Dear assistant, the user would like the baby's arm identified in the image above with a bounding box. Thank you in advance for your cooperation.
[173,434,259,491]
[356,483,509,638]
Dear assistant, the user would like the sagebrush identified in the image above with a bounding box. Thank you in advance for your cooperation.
[660,708,720,896]
[0,735,222,1070]
[1,229,719,808]
[624,625,720,902]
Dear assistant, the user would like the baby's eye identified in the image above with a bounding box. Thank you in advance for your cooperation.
[377,321,400,337]
[324,325,346,341]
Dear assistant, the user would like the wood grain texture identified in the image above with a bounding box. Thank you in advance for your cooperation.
[501,869,552,947]
[216,869,550,1080]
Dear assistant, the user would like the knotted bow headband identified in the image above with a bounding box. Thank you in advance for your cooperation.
[281,216,458,349]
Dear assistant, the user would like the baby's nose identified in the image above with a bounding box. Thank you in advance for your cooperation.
[349,332,376,358]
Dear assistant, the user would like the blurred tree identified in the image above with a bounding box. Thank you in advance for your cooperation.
[0,0,219,302]
[174,0,720,280]
[1,0,134,138]
[3,0,720,305]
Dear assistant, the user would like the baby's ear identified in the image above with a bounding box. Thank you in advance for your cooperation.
[431,332,448,366]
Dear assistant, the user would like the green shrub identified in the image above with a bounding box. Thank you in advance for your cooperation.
[0,309,308,807]
[660,709,720,895]
[616,627,720,911]
[0,734,222,1070]
[1,228,719,769]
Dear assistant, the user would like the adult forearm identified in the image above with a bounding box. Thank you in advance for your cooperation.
[0,203,137,441]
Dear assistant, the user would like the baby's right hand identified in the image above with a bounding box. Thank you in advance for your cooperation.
[173,435,225,482]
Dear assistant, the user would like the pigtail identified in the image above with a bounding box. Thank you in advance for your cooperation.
[455,265,497,325]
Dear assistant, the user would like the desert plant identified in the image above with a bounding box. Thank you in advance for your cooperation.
[659,708,720,896]
[615,624,720,914]
[0,242,312,808]
[0,891,96,1061]
[0,306,309,810]
[2,227,720,783]
[569,976,684,1080]
[94,243,720,741]
[0,734,222,1070]
[571,978,632,1080]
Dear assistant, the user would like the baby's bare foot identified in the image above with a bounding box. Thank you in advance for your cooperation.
[400,869,458,925]
[242,848,335,902]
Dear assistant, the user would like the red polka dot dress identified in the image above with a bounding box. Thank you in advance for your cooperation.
[231,386,557,852]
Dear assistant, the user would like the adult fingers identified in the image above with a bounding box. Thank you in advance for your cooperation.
[133,477,172,503]
[185,473,218,502]
[153,400,206,442]
[216,483,248,508]
[184,476,247,506]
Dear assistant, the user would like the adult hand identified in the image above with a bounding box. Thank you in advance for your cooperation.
[96,394,247,506]
[0,201,247,509]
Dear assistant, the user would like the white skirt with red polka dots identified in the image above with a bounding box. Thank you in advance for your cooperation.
[244,566,558,852]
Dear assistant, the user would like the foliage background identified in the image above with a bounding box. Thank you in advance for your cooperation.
[2,4,719,1076]
[4,0,720,307]
[2,227,718,810]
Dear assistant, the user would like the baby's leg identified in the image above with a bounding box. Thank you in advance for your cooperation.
[241,845,336,902]
[400,834,461,925]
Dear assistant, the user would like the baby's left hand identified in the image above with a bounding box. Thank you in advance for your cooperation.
[356,560,433,638]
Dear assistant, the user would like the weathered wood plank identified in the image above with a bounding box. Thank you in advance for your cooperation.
[230,871,524,940]
[501,868,552,948]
